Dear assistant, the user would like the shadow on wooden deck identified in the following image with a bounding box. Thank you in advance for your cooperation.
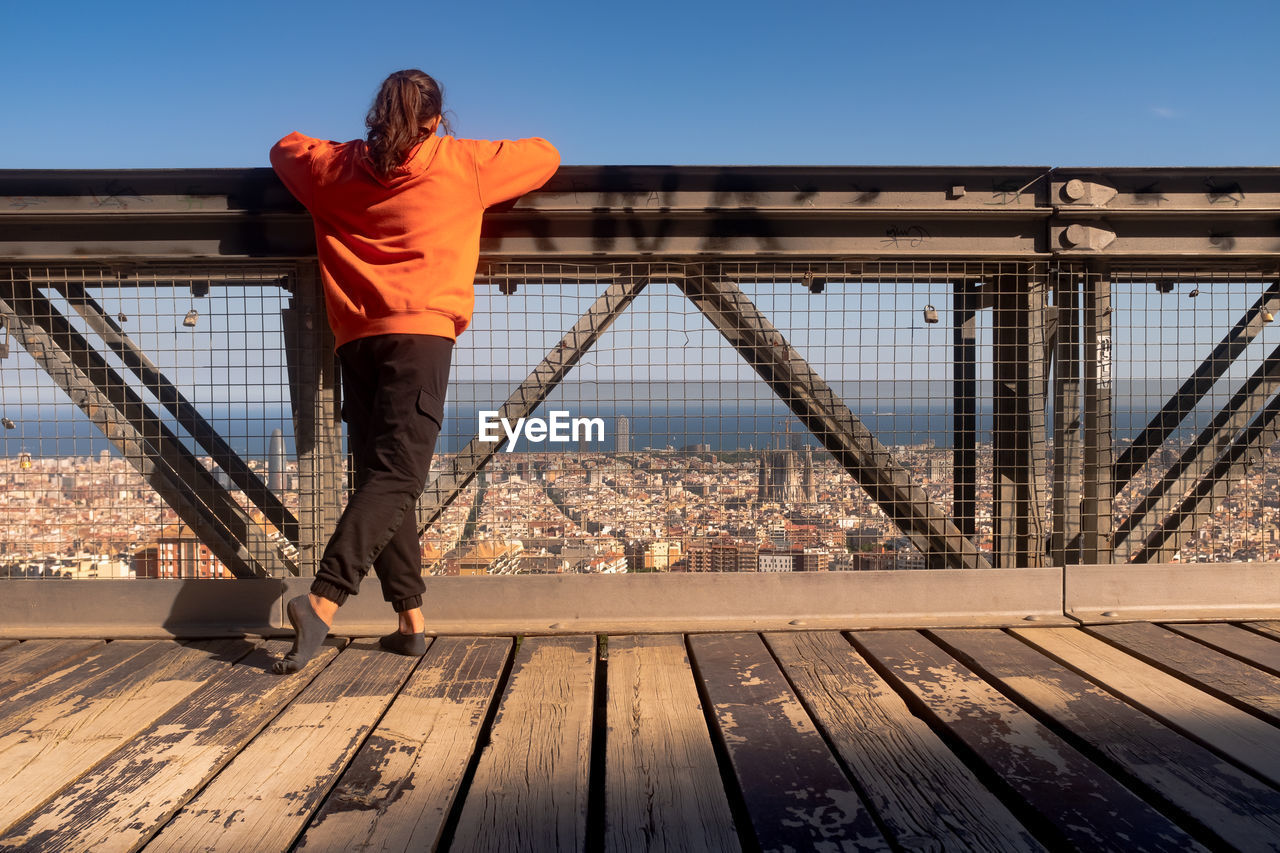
[3,623,1280,851]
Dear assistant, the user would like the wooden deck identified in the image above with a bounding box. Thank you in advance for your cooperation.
[3,624,1280,851]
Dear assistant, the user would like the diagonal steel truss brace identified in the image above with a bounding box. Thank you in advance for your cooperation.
[1116,339,1280,560]
[417,275,650,532]
[1131,387,1280,564]
[1114,278,1280,489]
[676,270,989,570]
[0,277,296,578]
[418,267,988,571]
[52,279,300,546]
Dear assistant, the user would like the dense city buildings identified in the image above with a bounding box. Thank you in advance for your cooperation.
[3,438,1278,579]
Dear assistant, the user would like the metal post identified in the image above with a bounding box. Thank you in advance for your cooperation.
[1081,267,1114,564]
[283,262,342,574]
[1051,267,1083,566]
[953,280,976,539]
[992,269,1047,568]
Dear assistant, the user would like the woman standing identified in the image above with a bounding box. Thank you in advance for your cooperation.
[270,69,559,673]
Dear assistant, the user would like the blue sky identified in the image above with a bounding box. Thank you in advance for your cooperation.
[3,0,1277,168]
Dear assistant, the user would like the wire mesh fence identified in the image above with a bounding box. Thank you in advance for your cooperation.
[1,261,1277,579]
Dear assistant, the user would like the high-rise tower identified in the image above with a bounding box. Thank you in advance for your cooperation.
[268,428,287,493]
[615,415,630,453]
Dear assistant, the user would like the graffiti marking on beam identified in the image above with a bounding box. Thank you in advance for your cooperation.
[1205,179,1245,207]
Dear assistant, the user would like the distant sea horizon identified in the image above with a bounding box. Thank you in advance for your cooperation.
[1,400,1189,460]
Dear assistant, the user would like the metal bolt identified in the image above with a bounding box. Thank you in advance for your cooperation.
[1064,179,1087,201]
[1063,224,1087,247]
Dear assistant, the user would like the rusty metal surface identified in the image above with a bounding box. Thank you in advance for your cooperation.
[2,166,1277,263]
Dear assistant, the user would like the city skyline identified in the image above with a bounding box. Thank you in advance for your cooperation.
[5,435,1276,581]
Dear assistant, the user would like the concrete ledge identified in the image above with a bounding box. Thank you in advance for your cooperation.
[0,569,1068,637]
[1065,562,1280,623]
[293,568,1070,635]
[0,578,287,638]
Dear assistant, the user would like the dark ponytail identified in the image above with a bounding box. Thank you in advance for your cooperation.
[365,70,451,177]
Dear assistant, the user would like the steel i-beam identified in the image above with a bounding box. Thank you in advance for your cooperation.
[1081,269,1115,563]
[992,271,1049,568]
[1051,269,1083,565]
[952,281,977,539]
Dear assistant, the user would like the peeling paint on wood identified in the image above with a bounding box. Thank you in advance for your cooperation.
[0,640,251,835]
[1013,626,1280,789]
[296,636,510,853]
[146,639,416,853]
[605,634,739,853]
[854,629,1205,852]
[450,635,595,853]
[0,640,152,734]
[766,631,1042,853]
[0,639,102,696]
[0,639,337,852]
[937,627,1280,852]
[690,632,887,853]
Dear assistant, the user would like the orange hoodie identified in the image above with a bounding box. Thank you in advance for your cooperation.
[270,131,559,348]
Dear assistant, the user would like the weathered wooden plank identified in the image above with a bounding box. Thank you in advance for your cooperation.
[1089,622,1280,724]
[0,641,16,655]
[0,639,102,694]
[605,634,739,853]
[146,640,416,853]
[0,639,252,836]
[1166,622,1280,678]
[936,627,1280,852]
[296,637,510,853]
[765,631,1042,853]
[0,640,163,736]
[0,639,340,853]
[450,635,596,853]
[1245,620,1280,642]
[1013,627,1280,788]
[689,632,888,853]
[853,629,1204,852]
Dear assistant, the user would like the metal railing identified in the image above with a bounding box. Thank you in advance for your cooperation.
[2,166,1278,583]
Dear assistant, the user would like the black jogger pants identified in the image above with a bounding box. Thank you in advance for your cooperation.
[311,333,453,612]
